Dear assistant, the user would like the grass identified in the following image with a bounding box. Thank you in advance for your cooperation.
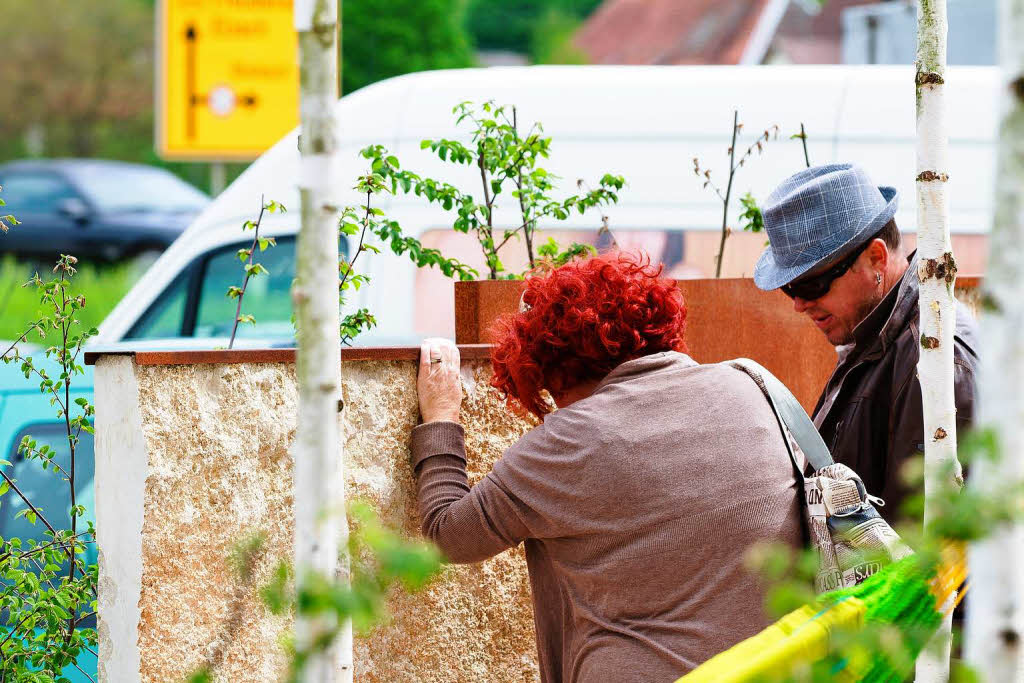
[0,255,141,348]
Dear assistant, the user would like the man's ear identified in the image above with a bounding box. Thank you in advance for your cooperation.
[864,238,889,271]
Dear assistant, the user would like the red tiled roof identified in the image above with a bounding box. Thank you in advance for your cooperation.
[574,0,775,65]
[574,0,883,66]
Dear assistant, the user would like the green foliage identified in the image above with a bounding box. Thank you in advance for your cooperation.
[0,190,21,234]
[363,101,625,279]
[743,426,1024,682]
[259,502,442,683]
[342,0,475,95]
[0,0,152,159]
[0,245,99,680]
[536,237,595,268]
[738,191,764,234]
[465,0,602,53]
[0,0,477,196]
[529,8,589,65]
[334,170,477,345]
[226,198,283,349]
[0,256,138,348]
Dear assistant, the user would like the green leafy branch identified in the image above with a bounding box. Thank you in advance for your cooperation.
[362,100,625,280]
[0,248,99,678]
[335,171,478,346]
[226,197,282,348]
[0,186,20,234]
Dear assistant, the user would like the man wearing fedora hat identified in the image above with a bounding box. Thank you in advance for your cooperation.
[755,163,979,520]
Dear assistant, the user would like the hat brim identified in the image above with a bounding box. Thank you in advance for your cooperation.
[753,185,898,291]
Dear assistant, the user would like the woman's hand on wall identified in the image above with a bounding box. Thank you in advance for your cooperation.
[417,337,462,424]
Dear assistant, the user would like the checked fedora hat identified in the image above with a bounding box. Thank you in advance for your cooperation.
[753,163,898,291]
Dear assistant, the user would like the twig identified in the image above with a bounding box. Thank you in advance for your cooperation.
[799,123,811,168]
[71,660,96,682]
[715,111,740,278]
[511,107,537,268]
[341,188,373,293]
[0,613,33,651]
[0,318,44,362]
[0,470,58,537]
[19,445,71,480]
[477,142,498,279]
[0,531,94,565]
[228,196,269,349]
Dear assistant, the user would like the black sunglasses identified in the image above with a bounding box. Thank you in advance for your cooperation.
[781,246,865,301]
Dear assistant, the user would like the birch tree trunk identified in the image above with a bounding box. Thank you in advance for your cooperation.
[293,1,350,682]
[914,1,959,680]
[964,0,1024,678]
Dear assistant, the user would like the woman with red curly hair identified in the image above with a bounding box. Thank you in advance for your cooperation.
[412,252,802,682]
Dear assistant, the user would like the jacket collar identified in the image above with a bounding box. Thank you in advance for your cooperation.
[594,350,697,392]
[850,251,919,360]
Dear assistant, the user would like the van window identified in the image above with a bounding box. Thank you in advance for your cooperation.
[193,237,297,339]
[127,268,192,338]
[0,422,96,626]
[0,422,95,549]
[125,235,348,341]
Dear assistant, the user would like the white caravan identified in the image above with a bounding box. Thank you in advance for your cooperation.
[95,64,998,348]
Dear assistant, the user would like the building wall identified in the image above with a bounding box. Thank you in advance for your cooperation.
[94,356,540,682]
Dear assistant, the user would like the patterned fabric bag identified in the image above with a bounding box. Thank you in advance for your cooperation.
[730,359,912,592]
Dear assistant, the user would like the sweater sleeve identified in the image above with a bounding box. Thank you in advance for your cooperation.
[410,421,534,563]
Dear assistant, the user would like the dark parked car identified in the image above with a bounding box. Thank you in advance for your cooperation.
[0,159,209,261]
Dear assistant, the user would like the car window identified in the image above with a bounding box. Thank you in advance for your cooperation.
[125,267,192,339]
[62,164,208,213]
[0,423,95,549]
[194,237,297,339]
[0,172,79,213]
[124,235,351,342]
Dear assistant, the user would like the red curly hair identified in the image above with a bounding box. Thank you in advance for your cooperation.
[489,251,688,418]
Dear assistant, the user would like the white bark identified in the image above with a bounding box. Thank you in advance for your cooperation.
[914,1,959,681]
[293,2,349,682]
[964,0,1024,678]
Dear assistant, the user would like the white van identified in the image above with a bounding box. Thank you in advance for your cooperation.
[95,64,998,348]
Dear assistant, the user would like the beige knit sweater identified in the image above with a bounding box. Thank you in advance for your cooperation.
[411,351,803,683]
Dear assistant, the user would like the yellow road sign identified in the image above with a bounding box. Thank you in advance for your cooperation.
[157,0,299,160]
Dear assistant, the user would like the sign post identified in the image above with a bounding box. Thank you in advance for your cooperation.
[157,0,299,161]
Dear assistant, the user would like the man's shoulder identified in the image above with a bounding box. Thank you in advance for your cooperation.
[879,298,978,391]
[953,300,981,364]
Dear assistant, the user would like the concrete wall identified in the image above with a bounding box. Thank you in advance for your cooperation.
[93,355,539,682]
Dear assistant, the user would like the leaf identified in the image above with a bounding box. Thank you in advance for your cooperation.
[738,191,764,233]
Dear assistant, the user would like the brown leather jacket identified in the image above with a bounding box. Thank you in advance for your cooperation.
[812,254,979,523]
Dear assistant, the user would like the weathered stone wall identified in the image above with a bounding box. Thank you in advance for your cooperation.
[94,357,539,682]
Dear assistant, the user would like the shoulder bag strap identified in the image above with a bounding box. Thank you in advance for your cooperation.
[729,358,835,473]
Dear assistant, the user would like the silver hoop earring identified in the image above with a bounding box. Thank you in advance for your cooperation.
[875,273,882,285]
